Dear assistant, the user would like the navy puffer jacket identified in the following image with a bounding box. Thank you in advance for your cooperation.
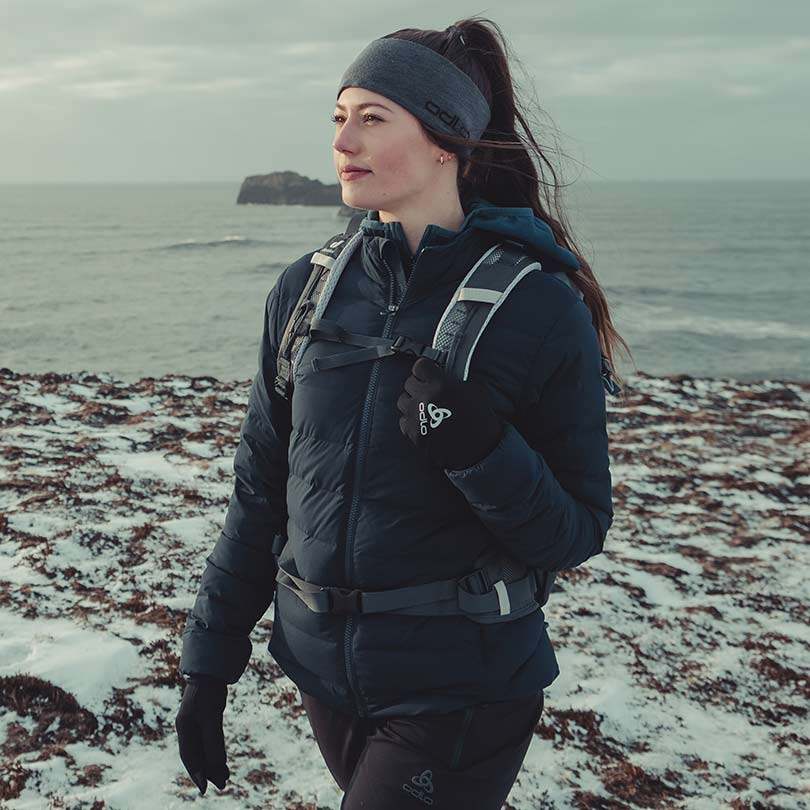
[179,195,614,719]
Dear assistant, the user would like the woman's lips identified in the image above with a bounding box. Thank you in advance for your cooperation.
[341,170,371,181]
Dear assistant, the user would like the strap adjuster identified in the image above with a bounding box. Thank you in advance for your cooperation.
[329,323,350,343]
[273,374,291,400]
[327,587,363,614]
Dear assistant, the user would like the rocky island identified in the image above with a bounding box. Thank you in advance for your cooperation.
[237,170,358,216]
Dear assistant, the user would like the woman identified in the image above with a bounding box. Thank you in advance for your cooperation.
[175,17,630,809]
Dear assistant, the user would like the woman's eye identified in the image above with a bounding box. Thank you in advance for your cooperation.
[330,114,380,124]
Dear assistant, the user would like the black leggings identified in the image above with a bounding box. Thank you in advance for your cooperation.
[299,688,544,809]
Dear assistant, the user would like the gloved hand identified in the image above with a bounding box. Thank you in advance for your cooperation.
[396,356,504,470]
[175,673,231,795]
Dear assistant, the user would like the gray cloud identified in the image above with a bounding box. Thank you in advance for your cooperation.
[1,1,808,182]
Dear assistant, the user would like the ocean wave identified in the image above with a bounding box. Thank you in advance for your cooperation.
[156,235,273,251]
[638,312,810,340]
[607,285,806,303]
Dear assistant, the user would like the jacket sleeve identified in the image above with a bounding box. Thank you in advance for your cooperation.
[444,297,614,573]
[179,274,293,684]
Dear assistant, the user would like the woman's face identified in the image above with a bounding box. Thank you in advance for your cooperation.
[333,86,443,213]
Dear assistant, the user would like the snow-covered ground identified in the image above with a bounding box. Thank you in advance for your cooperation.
[0,367,807,809]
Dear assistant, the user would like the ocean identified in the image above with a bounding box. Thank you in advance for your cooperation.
[1,180,808,384]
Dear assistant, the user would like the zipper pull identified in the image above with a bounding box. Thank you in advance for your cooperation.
[388,304,399,313]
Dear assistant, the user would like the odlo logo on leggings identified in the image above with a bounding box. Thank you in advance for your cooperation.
[401,768,434,805]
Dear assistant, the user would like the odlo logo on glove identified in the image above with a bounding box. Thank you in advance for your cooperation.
[397,356,504,471]
[418,401,453,435]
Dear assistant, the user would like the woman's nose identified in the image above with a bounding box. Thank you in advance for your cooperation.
[333,123,362,153]
[333,133,356,153]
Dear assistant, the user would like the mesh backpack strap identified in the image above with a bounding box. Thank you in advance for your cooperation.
[273,223,364,401]
[433,239,541,381]
[274,260,329,400]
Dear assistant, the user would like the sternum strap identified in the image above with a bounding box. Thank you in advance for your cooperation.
[308,317,445,371]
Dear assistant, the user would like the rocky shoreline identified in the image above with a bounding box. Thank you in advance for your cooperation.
[0,366,808,808]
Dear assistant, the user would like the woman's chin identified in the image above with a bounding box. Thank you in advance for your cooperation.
[341,189,376,209]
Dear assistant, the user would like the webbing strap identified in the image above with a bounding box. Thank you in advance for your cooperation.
[312,346,389,371]
[457,287,501,304]
[270,533,286,555]
[274,563,541,624]
[600,355,622,395]
[308,317,445,371]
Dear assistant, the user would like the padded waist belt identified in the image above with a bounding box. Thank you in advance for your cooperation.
[274,562,543,625]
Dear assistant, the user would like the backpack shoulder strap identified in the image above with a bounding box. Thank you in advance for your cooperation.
[433,238,620,395]
[273,214,366,400]
[432,239,541,382]
[344,208,367,235]
[433,238,622,607]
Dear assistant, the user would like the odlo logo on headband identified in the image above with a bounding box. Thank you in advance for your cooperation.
[424,100,470,139]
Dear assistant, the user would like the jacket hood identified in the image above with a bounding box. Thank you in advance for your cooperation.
[359,192,580,272]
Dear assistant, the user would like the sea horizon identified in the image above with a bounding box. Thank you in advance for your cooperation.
[2,179,808,384]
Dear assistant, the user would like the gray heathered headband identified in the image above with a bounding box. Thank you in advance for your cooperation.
[337,37,491,158]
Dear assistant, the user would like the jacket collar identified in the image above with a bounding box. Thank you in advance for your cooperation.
[357,215,492,310]
[354,193,581,309]
[358,192,581,271]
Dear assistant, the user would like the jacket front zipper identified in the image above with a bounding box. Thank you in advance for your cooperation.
[342,243,416,718]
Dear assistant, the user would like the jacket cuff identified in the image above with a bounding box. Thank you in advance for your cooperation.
[179,623,253,685]
[444,421,538,505]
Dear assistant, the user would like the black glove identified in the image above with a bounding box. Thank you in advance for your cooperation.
[175,674,230,795]
[397,356,504,470]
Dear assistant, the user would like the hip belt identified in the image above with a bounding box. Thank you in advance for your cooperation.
[274,562,545,625]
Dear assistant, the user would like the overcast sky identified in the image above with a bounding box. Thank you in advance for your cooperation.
[2,1,808,184]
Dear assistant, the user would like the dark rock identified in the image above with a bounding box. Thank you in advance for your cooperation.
[237,171,364,218]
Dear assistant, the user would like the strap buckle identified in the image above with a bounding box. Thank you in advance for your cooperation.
[390,334,425,356]
[390,335,445,364]
[326,587,363,614]
[458,567,490,596]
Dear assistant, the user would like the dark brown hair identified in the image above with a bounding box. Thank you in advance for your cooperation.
[383,17,635,395]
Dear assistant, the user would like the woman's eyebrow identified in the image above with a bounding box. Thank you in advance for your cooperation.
[334,102,392,113]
